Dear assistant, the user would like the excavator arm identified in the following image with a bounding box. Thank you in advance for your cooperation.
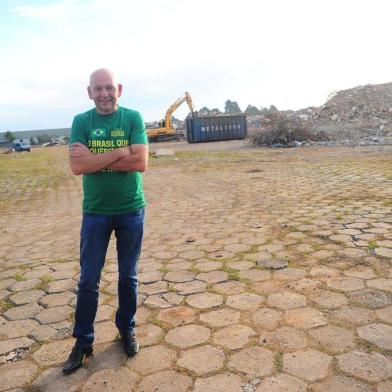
[147,92,195,141]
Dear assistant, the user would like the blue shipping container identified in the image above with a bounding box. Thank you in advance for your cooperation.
[186,115,247,143]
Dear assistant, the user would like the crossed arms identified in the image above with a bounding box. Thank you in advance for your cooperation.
[69,142,148,175]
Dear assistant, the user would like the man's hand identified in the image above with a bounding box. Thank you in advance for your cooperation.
[69,142,130,175]
[69,142,91,159]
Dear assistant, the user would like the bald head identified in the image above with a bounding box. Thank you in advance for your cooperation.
[88,68,122,115]
[89,68,117,86]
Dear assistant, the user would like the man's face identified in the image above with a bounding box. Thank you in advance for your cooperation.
[88,71,122,115]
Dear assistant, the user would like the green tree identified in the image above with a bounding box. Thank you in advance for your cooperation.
[268,105,279,113]
[244,105,261,115]
[4,131,16,143]
[224,100,242,114]
[36,134,52,144]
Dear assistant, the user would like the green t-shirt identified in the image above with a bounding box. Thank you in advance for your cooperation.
[71,106,148,215]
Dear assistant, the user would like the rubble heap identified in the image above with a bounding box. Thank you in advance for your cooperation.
[249,82,392,145]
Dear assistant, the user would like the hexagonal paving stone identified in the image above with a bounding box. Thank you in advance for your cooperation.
[139,281,168,295]
[228,347,274,377]
[194,261,222,272]
[358,323,392,350]
[273,268,306,281]
[273,326,308,351]
[9,289,46,305]
[172,280,207,295]
[0,319,39,339]
[0,336,35,355]
[177,345,224,375]
[30,324,57,342]
[157,306,197,327]
[212,281,246,295]
[309,325,356,353]
[81,367,139,392]
[212,324,256,349]
[331,306,374,326]
[257,374,308,392]
[344,267,376,280]
[144,294,172,309]
[35,305,74,324]
[196,271,229,283]
[251,308,282,331]
[310,266,340,277]
[165,324,210,348]
[32,366,88,392]
[39,291,75,307]
[338,351,392,382]
[194,372,243,392]
[163,271,195,283]
[285,278,321,292]
[267,292,306,310]
[127,345,177,375]
[32,338,75,366]
[90,320,116,345]
[138,370,192,392]
[9,279,41,292]
[349,289,392,309]
[367,278,392,293]
[284,307,327,329]
[327,277,365,292]
[226,260,254,270]
[86,343,126,373]
[137,323,163,347]
[376,305,392,324]
[46,279,75,293]
[239,269,271,281]
[311,290,348,309]
[180,250,204,260]
[4,303,43,321]
[199,308,241,327]
[283,349,332,382]
[185,292,223,309]
[138,271,163,284]
[226,292,265,310]
[375,247,392,258]
[0,360,38,392]
[310,375,372,392]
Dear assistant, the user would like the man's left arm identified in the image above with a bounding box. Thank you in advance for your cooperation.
[107,144,148,172]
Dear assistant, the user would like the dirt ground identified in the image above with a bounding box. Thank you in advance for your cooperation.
[1,142,392,391]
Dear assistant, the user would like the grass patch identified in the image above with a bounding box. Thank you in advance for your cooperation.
[40,275,53,283]
[367,240,378,251]
[14,273,25,281]
[227,269,241,281]
[0,146,70,211]
[0,299,15,312]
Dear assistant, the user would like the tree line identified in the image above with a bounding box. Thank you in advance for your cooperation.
[199,100,279,116]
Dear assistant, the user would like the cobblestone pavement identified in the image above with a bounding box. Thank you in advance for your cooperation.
[1,145,392,391]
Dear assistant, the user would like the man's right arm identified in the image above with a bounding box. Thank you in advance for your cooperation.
[69,142,130,175]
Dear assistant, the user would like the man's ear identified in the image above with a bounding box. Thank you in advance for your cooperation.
[87,86,93,99]
[117,84,123,97]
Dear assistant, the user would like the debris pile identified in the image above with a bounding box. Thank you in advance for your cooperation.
[249,82,392,146]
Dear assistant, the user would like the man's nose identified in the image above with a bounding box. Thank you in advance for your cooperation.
[101,88,109,96]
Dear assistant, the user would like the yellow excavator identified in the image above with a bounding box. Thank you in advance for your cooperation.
[147,92,196,142]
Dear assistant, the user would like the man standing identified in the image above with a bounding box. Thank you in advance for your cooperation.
[63,68,148,374]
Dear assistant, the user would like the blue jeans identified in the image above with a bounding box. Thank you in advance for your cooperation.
[72,209,144,348]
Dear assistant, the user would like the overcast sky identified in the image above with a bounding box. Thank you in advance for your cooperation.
[1,0,391,131]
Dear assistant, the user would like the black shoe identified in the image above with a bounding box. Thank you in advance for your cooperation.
[62,345,93,374]
[120,331,139,357]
